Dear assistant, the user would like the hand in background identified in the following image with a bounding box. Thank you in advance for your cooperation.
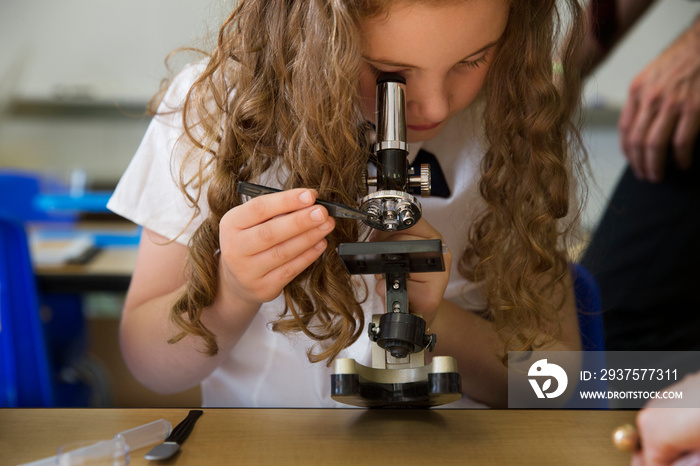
[618,16,700,183]
[370,218,452,326]
[632,371,700,465]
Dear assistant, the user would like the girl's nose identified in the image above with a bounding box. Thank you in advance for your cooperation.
[406,78,450,124]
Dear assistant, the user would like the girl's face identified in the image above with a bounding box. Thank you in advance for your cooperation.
[359,0,509,143]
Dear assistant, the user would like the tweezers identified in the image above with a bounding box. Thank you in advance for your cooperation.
[237,181,369,221]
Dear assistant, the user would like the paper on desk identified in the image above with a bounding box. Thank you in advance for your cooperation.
[18,418,172,466]
[29,232,96,266]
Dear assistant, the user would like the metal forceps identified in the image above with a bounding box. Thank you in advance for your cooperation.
[236,181,369,221]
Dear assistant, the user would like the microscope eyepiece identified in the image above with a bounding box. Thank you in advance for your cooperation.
[375,73,406,85]
[375,76,408,153]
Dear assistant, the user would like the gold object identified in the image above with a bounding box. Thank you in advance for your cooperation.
[612,424,640,452]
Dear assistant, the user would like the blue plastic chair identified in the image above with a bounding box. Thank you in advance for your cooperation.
[0,169,140,246]
[571,263,604,351]
[0,211,55,407]
[0,170,113,406]
[570,262,608,408]
[0,170,78,223]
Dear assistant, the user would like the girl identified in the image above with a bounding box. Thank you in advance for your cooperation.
[108,0,586,408]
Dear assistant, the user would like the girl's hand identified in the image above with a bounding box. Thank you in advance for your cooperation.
[219,188,335,307]
[370,218,451,326]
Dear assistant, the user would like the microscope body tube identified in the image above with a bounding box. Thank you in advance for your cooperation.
[375,75,409,192]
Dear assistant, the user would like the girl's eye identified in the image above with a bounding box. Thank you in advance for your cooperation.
[366,63,405,79]
[456,52,490,70]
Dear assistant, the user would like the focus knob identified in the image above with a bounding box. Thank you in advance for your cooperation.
[408,164,431,198]
[420,163,431,197]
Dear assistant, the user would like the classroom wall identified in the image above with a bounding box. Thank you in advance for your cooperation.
[0,0,227,101]
[1,0,699,229]
[0,0,226,186]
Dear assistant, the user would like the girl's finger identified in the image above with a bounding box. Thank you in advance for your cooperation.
[261,237,330,288]
[231,188,318,230]
[250,217,335,277]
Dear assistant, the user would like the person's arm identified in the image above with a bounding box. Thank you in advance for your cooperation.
[579,1,700,182]
[429,272,581,408]
[119,230,255,394]
[618,13,700,182]
[632,371,700,465]
[120,188,335,394]
[578,0,658,77]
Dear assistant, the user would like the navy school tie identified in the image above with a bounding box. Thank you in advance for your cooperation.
[409,149,451,198]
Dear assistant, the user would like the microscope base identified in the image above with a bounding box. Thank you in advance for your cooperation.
[330,357,461,408]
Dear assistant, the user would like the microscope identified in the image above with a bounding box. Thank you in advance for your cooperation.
[330,74,461,408]
[237,74,461,408]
